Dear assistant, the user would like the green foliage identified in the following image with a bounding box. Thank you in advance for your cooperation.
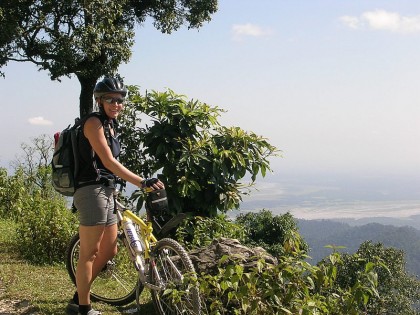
[118,87,279,217]
[0,165,57,221]
[0,136,78,265]
[1,164,78,265]
[332,241,420,315]
[175,214,245,250]
[0,218,18,254]
[0,135,58,220]
[15,191,78,265]
[236,210,308,257]
[0,167,26,220]
[0,0,218,116]
[198,251,380,314]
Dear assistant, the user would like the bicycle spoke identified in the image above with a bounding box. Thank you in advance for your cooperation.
[160,251,183,281]
[150,238,201,315]
[110,270,135,292]
[66,233,138,306]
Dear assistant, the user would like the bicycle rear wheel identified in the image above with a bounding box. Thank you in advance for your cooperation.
[66,232,141,306]
[150,238,201,315]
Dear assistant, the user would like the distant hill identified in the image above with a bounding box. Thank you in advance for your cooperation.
[297,219,420,277]
[332,215,420,230]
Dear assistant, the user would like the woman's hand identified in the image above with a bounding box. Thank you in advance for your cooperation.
[141,178,165,190]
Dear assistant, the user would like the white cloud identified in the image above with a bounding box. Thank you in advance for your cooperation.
[28,116,53,126]
[340,10,420,34]
[231,23,273,41]
[339,16,362,30]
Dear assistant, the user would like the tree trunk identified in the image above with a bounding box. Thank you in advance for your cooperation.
[77,75,98,118]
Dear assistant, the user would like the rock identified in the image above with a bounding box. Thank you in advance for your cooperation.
[188,237,277,275]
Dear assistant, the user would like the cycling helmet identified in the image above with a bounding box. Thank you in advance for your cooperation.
[93,77,127,98]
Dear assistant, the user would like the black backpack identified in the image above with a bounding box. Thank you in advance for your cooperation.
[51,118,82,196]
[51,113,112,196]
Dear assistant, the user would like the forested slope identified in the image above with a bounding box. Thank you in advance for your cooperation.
[298,219,420,277]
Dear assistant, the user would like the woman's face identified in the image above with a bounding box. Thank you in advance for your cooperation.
[100,93,125,119]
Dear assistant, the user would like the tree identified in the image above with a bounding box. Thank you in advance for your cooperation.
[118,87,279,217]
[0,0,218,117]
[333,241,420,315]
[11,134,53,193]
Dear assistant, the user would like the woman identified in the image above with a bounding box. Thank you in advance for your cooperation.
[67,77,164,315]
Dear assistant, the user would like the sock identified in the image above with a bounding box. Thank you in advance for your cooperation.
[72,291,79,305]
[78,304,92,315]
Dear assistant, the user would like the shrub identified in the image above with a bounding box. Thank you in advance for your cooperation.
[332,241,420,315]
[175,214,245,250]
[1,136,78,265]
[15,191,78,265]
[235,209,309,257]
[198,252,379,315]
[0,167,27,221]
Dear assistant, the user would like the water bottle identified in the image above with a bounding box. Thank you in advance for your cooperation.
[123,218,143,254]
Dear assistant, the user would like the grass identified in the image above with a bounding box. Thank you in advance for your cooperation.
[0,219,156,314]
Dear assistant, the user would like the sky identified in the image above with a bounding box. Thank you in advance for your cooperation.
[1,1,420,219]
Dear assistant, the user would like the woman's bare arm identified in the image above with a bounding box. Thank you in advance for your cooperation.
[84,116,163,189]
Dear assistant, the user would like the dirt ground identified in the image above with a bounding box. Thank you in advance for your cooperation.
[0,298,37,315]
[0,282,38,315]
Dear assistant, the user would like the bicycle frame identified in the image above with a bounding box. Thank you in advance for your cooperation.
[117,205,157,255]
[114,198,163,289]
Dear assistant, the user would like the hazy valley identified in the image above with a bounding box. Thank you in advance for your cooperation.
[238,172,420,276]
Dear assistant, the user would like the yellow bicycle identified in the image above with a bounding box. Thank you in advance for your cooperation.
[65,187,200,314]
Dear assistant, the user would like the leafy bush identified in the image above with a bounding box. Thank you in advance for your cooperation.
[235,209,309,257]
[1,135,58,221]
[1,136,79,265]
[332,241,420,315]
[198,251,379,315]
[0,167,27,221]
[1,165,78,265]
[15,191,78,264]
[175,214,245,250]
[0,218,18,254]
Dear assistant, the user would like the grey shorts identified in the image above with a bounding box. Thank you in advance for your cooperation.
[73,184,117,226]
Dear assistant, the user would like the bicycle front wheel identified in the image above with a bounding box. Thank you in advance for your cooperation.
[150,238,201,315]
[65,232,140,306]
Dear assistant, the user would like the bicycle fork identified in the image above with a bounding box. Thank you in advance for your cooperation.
[148,249,184,290]
[145,258,165,291]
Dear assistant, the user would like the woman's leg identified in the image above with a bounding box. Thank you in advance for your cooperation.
[73,185,118,307]
[91,223,118,279]
[76,224,106,306]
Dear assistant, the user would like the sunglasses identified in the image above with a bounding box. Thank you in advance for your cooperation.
[102,97,125,105]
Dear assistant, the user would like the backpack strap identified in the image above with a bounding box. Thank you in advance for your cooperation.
[103,120,112,147]
[82,112,112,146]
[79,112,117,185]
[71,118,81,183]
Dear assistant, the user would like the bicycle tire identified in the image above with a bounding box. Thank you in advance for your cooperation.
[150,238,201,315]
[65,232,141,306]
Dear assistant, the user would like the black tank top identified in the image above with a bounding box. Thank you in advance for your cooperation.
[75,112,121,187]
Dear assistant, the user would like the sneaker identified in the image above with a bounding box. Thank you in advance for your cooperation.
[78,309,102,315]
[66,299,79,314]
